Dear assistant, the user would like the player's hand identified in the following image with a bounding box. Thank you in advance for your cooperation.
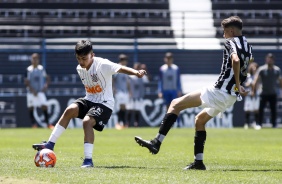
[239,86,249,97]
[158,92,163,98]
[136,70,147,78]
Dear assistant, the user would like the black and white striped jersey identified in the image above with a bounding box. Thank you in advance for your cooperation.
[214,36,253,96]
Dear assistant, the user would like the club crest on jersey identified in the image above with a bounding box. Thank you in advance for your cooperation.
[91,74,99,82]
[92,106,103,116]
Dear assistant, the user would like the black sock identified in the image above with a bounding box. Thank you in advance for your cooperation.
[194,131,206,162]
[43,110,49,125]
[254,113,259,124]
[118,110,125,123]
[245,113,250,125]
[135,110,139,123]
[29,109,36,125]
[159,113,178,136]
[154,113,178,143]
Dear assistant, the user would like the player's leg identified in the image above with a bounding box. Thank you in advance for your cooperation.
[243,96,251,129]
[135,90,202,154]
[268,95,277,128]
[170,90,181,127]
[32,103,80,151]
[183,109,214,170]
[253,96,260,128]
[118,104,126,125]
[81,115,96,168]
[81,103,112,168]
[256,95,266,129]
[37,92,53,129]
[29,107,37,127]
[27,93,37,128]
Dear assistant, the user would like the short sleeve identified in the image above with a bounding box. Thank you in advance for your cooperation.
[100,59,122,75]
[225,39,237,57]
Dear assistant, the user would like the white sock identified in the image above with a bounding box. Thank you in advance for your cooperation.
[195,153,204,160]
[84,143,94,159]
[155,133,165,143]
[48,124,66,143]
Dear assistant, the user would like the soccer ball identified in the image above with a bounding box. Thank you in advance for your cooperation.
[34,149,56,167]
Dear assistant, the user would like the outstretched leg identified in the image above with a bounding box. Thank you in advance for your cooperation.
[135,90,202,153]
[32,103,79,151]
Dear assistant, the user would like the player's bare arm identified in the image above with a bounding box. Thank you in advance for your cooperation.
[42,75,51,92]
[24,78,37,95]
[251,71,260,97]
[231,53,249,96]
[118,66,147,78]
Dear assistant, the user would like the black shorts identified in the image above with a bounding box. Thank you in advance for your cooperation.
[74,98,112,132]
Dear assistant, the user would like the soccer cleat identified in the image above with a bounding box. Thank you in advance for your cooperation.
[32,141,54,151]
[183,161,206,170]
[134,136,160,154]
[81,158,94,168]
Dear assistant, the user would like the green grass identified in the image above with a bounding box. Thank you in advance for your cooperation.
[0,127,282,184]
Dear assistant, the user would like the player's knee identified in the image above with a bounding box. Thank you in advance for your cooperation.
[83,117,95,128]
[170,98,181,111]
[64,106,78,118]
[195,115,205,125]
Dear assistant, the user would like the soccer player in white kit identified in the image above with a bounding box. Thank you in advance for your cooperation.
[113,54,130,129]
[32,40,147,168]
[24,53,52,128]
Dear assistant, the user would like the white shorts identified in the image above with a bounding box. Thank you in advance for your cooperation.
[115,92,129,107]
[128,98,143,110]
[200,86,237,117]
[244,96,259,111]
[27,92,48,108]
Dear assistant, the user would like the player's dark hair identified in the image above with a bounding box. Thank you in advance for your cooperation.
[266,53,275,60]
[119,54,128,62]
[75,40,93,56]
[165,52,173,58]
[221,16,243,30]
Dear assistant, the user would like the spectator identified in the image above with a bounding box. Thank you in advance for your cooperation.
[24,53,52,129]
[128,62,149,127]
[113,54,130,129]
[158,52,182,127]
[243,62,259,129]
[140,63,151,81]
[253,53,282,129]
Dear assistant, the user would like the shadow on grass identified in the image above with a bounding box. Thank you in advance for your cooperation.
[96,165,151,169]
[221,169,282,172]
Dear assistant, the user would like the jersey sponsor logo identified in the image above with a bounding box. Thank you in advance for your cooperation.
[85,84,103,94]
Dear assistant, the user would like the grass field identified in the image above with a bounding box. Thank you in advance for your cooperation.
[0,127,281,184]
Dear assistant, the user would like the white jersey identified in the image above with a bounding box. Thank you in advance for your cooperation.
[76,56,122,110]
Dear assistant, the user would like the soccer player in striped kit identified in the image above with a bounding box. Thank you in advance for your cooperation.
[135,16,253,170]
[32,40,147,168]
